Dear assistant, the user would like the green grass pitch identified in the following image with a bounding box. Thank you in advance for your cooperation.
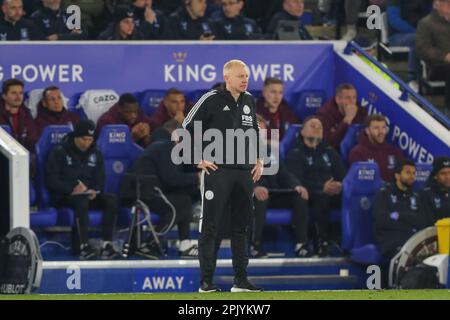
[1,290,449,300]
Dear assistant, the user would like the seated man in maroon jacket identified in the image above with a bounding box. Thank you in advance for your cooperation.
[96,93,152,147]
[149,88,192,130]
[35,86,80,136]
[348,114,405,182]
[0,78,37,154]
[256,77,300,139]
[315,83,367,149]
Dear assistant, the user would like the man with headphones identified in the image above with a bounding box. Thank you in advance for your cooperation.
[167,0,217,40]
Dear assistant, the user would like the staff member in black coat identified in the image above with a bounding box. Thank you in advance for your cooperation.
[286,116,346,256]
[212,0,262,40]
[373,159,432,260]
[251,116,309,258]
[0,0,41,41]
[30,0,87,40]
[419,156,450,223]
[45,120,119,260]
[124,120,201,258]
[183,59,264,293]
[167,0,216,40]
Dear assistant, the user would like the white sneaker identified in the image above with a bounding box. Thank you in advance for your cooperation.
[408,80,419,93]
[341,25,357,41]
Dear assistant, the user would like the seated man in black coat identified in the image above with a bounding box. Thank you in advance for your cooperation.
[124,119,201,258]
[45,120,119,260]
[374,159,432,261]
[286,116,346,256]
[251,117,309,258]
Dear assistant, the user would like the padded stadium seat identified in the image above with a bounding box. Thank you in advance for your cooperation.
[26,88,69,119]
[294,90,326,120]
[30,180,58,228]
[341,162,383,264]
[77,89,119,124]
[139,89,166,116]
[414,163,432,191]
[266,209,292,225]
[185,89,209,104]
[67,92,87,119]
[0,124,12,135]
[279,124,302,160]
[96,125,143,195]
[340,124,365,164]
[249,90,262,99]
[95,124,161,227]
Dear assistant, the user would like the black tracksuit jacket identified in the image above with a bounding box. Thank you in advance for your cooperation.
[182,87,260,170]
[373,183,432,256]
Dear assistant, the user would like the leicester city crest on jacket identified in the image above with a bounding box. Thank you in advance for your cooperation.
[434,197,441,209]
[245,23,253,34]
[88,154,97,167]
[0,33,7,41]
[387,155,396,169]
[43,19,51,29]
[322,153,331,166]
[306,156,313,166]
[202,22,211,33]
[390,194,397,204]
[20,28,29,40]
[181,21,188,31]
[224,24,232,34]
[410,196,418,210]
[66,155,72,165]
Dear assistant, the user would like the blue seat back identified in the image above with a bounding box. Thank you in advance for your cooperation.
[340,124,365,164]
[294,90,326,120]
[36,125,72,208]
[341,162,382,251]
[0,124,12,135]
[414,162,433,191]
[96,125,143,194]
[185,89,209,104]
[139,89,166,116]
[279,124,302,160]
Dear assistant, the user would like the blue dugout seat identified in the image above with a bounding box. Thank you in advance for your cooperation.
[340,124,365,164]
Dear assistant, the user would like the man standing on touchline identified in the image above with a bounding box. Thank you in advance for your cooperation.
[182,59,264,293]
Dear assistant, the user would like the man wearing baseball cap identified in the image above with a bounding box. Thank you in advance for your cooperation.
[45,120,119,260]
[420,156,450,222]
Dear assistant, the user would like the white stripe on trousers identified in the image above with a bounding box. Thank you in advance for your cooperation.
[199,170,205,233]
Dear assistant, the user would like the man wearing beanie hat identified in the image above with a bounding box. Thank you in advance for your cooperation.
[98,5,138,40]
[420,156,450,222]
[45,119,119,260]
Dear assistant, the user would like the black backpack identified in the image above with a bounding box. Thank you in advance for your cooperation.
[0,227,43,294]
[399,263,440,289]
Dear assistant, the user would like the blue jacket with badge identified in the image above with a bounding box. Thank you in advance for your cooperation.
[45,132,105,200]
[285,138,346,194]
[373,183,432,256]
[419,181,450,223]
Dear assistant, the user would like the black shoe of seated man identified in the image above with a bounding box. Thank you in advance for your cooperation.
[100,243,119,260]
[250,243,268,258]
[295,243,313,258]
[179,244,199,258]
[80,243,98,260]
[318,241,331,257]
[198,281,221,293]
[231,279,263,292]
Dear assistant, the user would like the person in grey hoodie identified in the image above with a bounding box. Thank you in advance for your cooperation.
[416,0,450,110]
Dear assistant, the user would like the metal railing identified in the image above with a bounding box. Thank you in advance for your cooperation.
[344,41,450,130]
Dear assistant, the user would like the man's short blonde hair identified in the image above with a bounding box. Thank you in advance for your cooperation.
[223,59,248,77]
